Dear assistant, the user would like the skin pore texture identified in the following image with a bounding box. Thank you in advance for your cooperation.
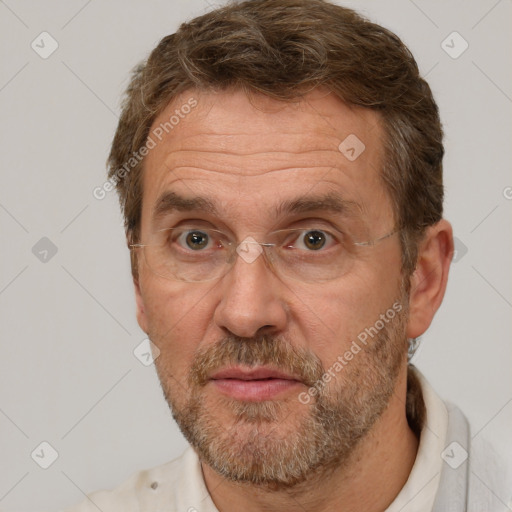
[133,88,453,512]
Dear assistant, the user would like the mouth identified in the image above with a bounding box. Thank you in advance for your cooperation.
[209,366,303,401]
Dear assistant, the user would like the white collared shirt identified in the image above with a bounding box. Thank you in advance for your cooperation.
[385,369,448,511]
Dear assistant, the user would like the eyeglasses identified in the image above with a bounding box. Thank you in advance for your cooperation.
[130,226,397,283]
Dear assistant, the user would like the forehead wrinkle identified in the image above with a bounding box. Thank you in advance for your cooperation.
[165,130,344,151]
[154,131,348,168]
[165,148,339,158]
[163,165,348,178]
[160,150,352,178]
[150,121,366,179]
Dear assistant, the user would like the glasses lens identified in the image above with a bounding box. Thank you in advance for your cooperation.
[143,228,231,282]
[264,228,354,282]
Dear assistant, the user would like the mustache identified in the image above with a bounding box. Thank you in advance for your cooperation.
[190,334,325,388]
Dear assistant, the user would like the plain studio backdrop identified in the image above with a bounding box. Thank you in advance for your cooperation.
[0,1,511,510]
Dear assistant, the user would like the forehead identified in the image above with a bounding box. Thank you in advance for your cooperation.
[140,88,391,231]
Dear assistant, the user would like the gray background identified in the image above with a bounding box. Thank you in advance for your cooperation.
[0,0,510,510]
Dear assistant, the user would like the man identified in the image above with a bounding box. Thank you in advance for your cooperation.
[66,0,509,510]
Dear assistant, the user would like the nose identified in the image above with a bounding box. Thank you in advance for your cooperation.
[213,243,288,338]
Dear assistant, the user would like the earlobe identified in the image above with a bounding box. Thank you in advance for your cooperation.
[406,219,454,339]
[134,276,149,334]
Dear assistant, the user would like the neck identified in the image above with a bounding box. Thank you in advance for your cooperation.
[201,365,419,512]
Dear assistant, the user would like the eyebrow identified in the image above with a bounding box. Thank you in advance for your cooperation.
[153,192,218,222]
[152,191,361,223]
[276,193,362,218]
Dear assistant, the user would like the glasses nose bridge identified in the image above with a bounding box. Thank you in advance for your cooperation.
[219,236,278,280]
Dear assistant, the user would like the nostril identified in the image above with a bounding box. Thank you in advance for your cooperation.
[150,481,158,490]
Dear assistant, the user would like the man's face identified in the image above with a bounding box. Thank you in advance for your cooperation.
[135,89,408,487]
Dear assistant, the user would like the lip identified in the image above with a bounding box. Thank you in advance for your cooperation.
[209,366,302,401]
[211,367,300,381]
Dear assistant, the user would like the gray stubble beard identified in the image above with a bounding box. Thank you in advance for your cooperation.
[155,298,408,490]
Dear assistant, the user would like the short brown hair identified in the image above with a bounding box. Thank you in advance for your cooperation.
[108,0,444,278]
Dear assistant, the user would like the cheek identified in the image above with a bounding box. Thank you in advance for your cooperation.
[293,268,401,367]
[141,277,216,379]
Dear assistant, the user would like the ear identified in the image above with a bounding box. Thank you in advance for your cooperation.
[406,219,454,339]
[134,275,149,334]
